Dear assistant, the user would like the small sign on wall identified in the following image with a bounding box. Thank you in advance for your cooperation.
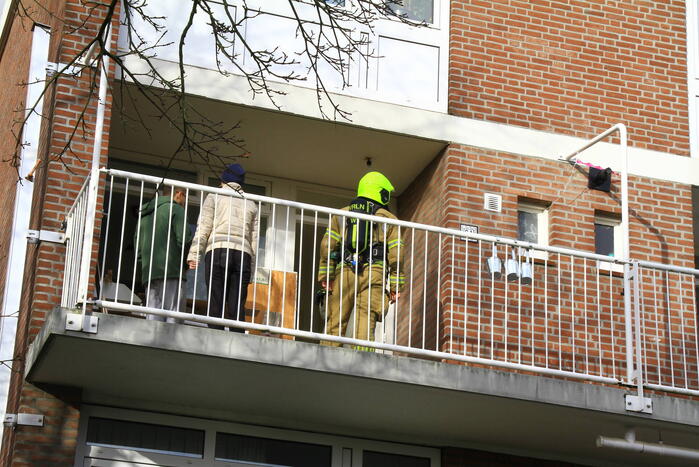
[460,224,479,242]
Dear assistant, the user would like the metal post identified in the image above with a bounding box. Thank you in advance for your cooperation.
[632,262,643,397]
[76,24,112,312]
[562,123,634,382]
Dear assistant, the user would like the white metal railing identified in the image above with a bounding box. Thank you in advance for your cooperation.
[122,0,448,113]
[60,176,91,309]
[634,261,699,395]
[59,168,699,396]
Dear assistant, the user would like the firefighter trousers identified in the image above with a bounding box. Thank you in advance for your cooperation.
[321,265,389,347]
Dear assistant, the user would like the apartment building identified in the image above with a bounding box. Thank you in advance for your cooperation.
[0,0,698,465]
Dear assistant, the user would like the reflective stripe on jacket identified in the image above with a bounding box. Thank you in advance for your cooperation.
[317,205,404,292]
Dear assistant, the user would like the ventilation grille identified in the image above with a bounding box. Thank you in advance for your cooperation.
[483,193,502,213]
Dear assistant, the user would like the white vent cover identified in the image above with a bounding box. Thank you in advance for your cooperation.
[483,193,502,212]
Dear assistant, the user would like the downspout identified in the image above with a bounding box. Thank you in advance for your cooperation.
[597,431,699,461]
[0,24,51,414]
[76,23,112,311]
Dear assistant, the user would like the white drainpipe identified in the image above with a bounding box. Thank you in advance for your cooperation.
[597,431,699,461]
[76,23,111,311]
[0,24,51,416]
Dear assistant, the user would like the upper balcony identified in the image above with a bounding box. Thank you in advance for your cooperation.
[117,0,450,115]
[24,167,699,466]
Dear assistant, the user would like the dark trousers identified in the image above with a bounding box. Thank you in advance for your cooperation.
[205,248,251,331]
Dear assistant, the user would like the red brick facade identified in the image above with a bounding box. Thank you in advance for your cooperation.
[398,145,696,386]
[0,0,696,465]
[0,0,117,464]
[449,0,691,156]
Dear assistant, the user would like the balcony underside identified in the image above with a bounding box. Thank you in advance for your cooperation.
[26,309,699,466]
[110,84,448,194]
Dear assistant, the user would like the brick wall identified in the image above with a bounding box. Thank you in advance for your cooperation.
[0,1,50,313]
[0,1,61,464]
[397,142,696,388]
[9,385,81,466]
[398,149,449,350]
[0,0,119,464]
[0,0,696,463]
[449,0,690,156]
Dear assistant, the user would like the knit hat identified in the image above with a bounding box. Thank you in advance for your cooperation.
[221,163,245,184]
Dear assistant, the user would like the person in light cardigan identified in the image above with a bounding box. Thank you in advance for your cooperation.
[187,164,259,331]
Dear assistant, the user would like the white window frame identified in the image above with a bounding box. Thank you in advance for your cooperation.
[383,0,442,28]
[594,213,623,273]
[75,405,441,467]
[517,201,549,261]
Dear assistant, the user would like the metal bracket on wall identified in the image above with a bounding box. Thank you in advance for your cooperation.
[625,394,653,414]
[3,413,44,427]
[65,313,98,334]
[46,61,82,77]
[26,230,66,244]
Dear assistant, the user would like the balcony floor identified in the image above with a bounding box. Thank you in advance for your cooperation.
[26,308,699,466]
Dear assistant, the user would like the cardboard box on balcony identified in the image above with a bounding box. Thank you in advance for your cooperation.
[245,270,297,340]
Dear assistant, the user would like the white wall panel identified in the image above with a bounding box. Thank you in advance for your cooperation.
[376,36,439,106]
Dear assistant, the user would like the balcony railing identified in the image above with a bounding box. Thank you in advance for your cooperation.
[61,169,699,399]
[120,0,448,112]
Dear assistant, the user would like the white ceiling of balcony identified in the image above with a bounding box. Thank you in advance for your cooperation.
[108,87,448,196]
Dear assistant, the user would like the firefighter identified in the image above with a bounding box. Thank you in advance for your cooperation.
[318,172,405,348]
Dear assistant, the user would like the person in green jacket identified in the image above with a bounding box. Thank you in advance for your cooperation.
[137,185,193,322]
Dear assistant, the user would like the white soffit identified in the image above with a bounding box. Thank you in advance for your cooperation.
[123,57,699,187]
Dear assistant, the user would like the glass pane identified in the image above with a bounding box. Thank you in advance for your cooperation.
[86,417,204,458]
[363,450,431,467]
[215,432,331,466]
[595,223,615,257]
[110,158,198,183]
[388,0,433,23]
[517,210,538,244]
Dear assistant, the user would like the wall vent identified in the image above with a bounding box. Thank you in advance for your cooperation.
[483,193,502,213]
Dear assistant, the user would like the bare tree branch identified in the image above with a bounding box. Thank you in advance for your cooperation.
[9,0,427,178]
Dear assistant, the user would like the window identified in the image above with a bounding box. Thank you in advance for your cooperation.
[517,199,549,259]
[388,0,434,23]
[110,158,199,184]
[594,212,622,272]
[215,432,332,466]
[517,201,548,245]
[364,450,431,467]
[79,406,440,467]
[86,417,204,458]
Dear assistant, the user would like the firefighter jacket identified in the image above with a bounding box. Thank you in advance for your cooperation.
[317,206,405,292]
